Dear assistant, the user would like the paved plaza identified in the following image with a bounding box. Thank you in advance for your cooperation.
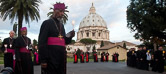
[1,62,165,74]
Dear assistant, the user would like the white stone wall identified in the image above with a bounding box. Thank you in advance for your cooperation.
[77,26,109,42]
[66,44,101,53]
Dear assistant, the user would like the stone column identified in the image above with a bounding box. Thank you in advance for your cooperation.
[90,30,92,38]
[83,31,85,38]
[77,32,79,40]
[103,30,105,39]
[96,30,99,39]
[107,32,109,40]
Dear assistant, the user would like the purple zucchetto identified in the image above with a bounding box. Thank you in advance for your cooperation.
[20,27,27,31]
[54,3,66,10]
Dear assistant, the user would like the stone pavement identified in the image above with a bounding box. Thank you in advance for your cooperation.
[1,62,166,74]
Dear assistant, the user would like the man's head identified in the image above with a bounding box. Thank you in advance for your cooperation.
[138,47,142,50]
[143,46,146,50]
[9,31,15,38]
[53,3,66,19]
[158,46,163,51]
[21,27,27,36]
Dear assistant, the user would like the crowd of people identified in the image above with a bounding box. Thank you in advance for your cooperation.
[127,46,166,73]
[1,28,35,74]
[73,50,119,63]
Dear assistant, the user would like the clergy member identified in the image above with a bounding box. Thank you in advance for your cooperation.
[153,46,165,73]
[80,50,84,63]
[85,50,89,63]
[1,31,15,70]
[93,50,98,62]
[14,27,33,74]
[38,2,75,74]
[73,49,78,63]
[105,52,109,62]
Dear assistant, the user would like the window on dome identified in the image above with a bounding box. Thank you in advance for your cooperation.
[86,33,89,37]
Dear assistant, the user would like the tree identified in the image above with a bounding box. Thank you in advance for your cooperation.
[47,2,69,24]
[70,40,75,44]
[100,41,104,47]
[127,0,166,51]
[80,38,96,45]
[0,0,41,36]
[80,38,96,51]
[13,22,18,37]
[123,42,126,48]
[0,39,2,48]
[33,39,38,46]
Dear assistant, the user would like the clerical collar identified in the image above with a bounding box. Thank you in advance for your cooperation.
[9,37,13,39]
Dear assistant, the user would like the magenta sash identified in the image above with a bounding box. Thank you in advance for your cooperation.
[7,48,14,54]
[7,48,15,70]
[34,52,39,64]
[47,37,65,47]
[20,47,30,53]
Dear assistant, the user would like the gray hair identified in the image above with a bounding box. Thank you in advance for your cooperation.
[9,30,15,34]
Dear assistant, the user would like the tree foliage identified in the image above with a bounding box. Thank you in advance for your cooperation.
[127,0,166,45]
[33,39,38,46]
[13,22,18,37]
[80,38,96,45]
[100,41,104,47]
[70,40,75,44]
[0,39,2,48]
[0,0,41,36]
[123,42,126,48]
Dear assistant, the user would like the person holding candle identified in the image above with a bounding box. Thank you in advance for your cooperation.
[38,2,75,74]
[1,30,16,70]
[14,27,33,74]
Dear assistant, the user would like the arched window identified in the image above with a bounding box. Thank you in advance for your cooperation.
[92,33,95,37]
[99,33,100,37]
[86,33,89,37]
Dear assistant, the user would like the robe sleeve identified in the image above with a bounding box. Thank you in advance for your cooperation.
[0,38,7,52]
[38,20,49,63]
[62,24,72,44]
[65,36,72,45]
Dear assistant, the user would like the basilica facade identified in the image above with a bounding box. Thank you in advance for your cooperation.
[77,3,109,42]
[66,3,138,61]
[66,3,137,55]
[66,3,110,53]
